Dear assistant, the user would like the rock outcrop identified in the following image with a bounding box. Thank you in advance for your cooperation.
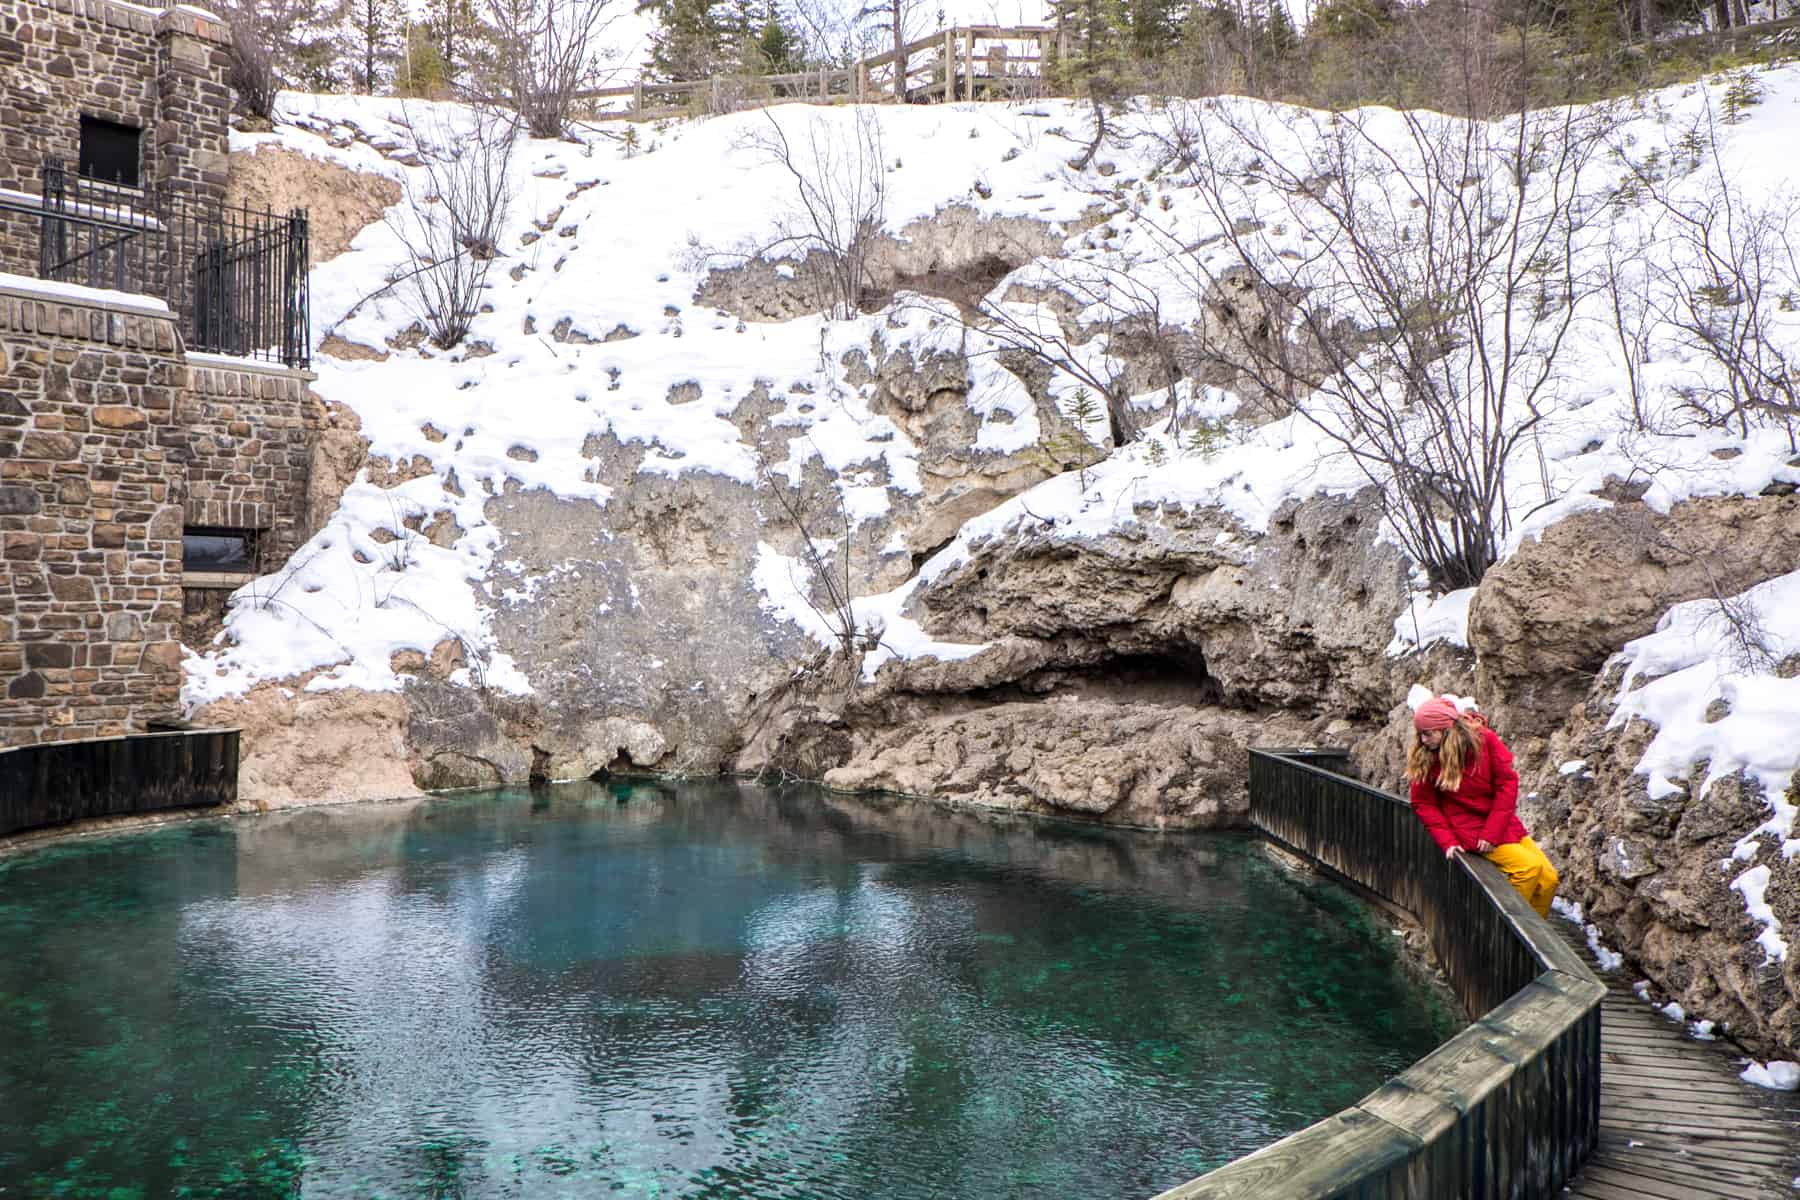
[191,683,421,809]
[1468,494,1800,738]
[303,396,369,541]
[1519,666,1800,1058]
[226,143,400,265]
[695,205,1068,321]
[912,488,1409,715]
[736,488,1411,827]
[822,699,1324,827]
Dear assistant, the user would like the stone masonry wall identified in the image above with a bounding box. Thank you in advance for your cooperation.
[1,282,318,746]
[0,284,187,744]
[175,358,320,646]
[0,0,232,276]
[179,360,319,565]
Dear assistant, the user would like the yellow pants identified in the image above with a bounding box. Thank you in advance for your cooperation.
[1483,836,1560,918]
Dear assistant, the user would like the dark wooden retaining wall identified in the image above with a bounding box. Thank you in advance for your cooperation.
[0,728,239,838]
[1154,750,1605,1200]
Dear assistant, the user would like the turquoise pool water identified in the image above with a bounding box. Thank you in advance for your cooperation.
[0,779,1457,1199]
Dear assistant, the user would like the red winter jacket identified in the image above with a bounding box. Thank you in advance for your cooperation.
[1407,726,1529,853]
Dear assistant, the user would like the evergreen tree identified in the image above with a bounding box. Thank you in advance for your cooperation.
[647,0,731,80]
[349,0,405,91]
[1050,0,1131,95]
[1124,0,1184,60]
[729,0,803,73]
[1262,0,1297,56]
[425,0,482,82]
[395,22,453,97]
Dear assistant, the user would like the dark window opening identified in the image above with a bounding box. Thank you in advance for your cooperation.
[183,527,260,574]
[79,116,141,188]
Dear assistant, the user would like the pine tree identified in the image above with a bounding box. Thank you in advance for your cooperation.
[647,0,730,80]
[425,0,481,82]
[349,0,404,91]
[1262,0,1297,57]
[730,0,803,73]
[1124,0,1183,60]
[1050,0,1130,96]
[395,22,452,97]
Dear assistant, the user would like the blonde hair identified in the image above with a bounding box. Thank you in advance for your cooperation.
[1406,719,1482,792]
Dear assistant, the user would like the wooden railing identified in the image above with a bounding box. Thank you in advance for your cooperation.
[574,25,1055,121]
[1153,749,1605,1199]
[0,728,239,839]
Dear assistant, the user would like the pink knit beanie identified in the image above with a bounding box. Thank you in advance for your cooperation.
[1414,696,1461,732]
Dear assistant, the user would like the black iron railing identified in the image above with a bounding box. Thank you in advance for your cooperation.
[3,160,309,368]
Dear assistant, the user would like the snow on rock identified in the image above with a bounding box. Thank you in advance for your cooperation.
[1389,588,1475,655]
[1609,569,1800,961]
[1740,1060,1800,1091]
[1552,896,1626,972]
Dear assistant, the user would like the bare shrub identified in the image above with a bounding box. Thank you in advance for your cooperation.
[757,461,885,683]
[722,107,887,320]
[475,0,619,139]
[227,20,281,119]
[1147,74,1617,590]
[386,105,518,349]
[215,0,349,117]
[964,257,1177,448]
[1611,99,1800,450]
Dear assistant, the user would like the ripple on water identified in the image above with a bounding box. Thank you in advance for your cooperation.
[0,781,1457,1198]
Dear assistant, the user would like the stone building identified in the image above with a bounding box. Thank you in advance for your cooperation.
[0,0,318,747]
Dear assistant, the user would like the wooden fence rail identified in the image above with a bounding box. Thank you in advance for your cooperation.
[1152,749,1606,1199]
[574,25,1056,121]
[573,12,1800,124]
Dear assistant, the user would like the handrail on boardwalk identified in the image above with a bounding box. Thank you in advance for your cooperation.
[1151,749,1604,1200]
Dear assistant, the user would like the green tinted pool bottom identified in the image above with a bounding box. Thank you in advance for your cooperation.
[0,779,1457,1199]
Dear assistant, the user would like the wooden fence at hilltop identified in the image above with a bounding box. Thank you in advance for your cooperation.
[574,25,1057,122]
[573,11,1800,124]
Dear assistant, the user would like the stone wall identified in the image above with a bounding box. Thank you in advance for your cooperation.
[0,0,232,275]
[0,283,187,744]
[179,358,319,564]
[1,280,317,746]
[176,357,320,646]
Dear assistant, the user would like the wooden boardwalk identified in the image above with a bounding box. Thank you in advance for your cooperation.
[1554,922,1800,1199]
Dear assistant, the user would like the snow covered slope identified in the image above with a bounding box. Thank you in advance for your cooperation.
[202,74,1800,706]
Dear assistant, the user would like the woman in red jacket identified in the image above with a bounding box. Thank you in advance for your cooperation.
[1406,696,1559,917]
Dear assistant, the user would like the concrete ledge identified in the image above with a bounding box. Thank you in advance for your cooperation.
[0,274,174,320]
[186,350,319,382]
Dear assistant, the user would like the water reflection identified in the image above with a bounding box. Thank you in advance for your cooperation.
[0,780,1457,1198]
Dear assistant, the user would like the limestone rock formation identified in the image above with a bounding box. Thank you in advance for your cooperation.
[303,396,369,541]
[695,205,1066,321]
[1519,666,1800,1058]
[1468,494,1800,737]
[192,683,421,809]
[912,488,1410,715]
[226,144,400,265]
[822,699,1323,827]
[735,488,1409,827]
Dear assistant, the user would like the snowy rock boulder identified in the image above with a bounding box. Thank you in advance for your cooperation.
[1469,493,1800,738]
[1520,573,1800,1060]
[911,489,1409,717]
